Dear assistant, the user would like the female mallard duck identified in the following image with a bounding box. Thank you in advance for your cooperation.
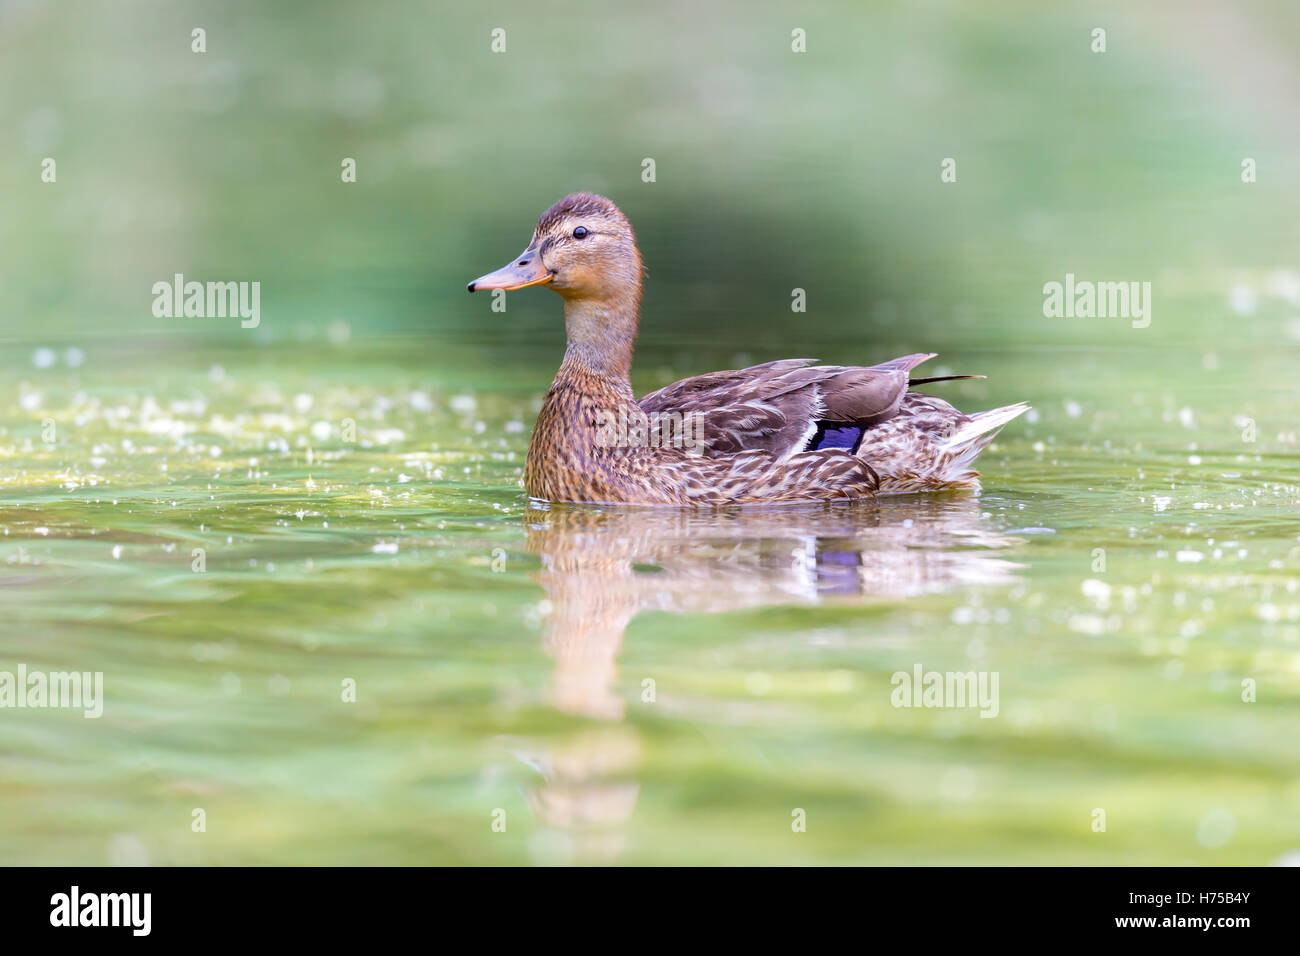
[468,193,1027,506]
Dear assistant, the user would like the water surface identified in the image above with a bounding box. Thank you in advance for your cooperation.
[4,329,1298,865]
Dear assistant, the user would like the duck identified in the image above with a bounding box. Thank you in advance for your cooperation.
[468,193,1027,506]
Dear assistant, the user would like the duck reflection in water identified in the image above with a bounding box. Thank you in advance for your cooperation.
[501,495,1023,862]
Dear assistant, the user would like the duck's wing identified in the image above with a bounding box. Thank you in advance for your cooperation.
[638,354,936,459]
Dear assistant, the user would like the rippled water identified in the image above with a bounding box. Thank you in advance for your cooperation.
[3,320,1299,865]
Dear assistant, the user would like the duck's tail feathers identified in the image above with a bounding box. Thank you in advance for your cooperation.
[909,374,986,387]
[939,402,1030,481]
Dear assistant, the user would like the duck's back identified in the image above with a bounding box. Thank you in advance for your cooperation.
[636,353,1027,495]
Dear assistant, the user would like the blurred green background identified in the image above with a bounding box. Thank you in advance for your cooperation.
[2,1,1300,866]
[5,0,1298,352]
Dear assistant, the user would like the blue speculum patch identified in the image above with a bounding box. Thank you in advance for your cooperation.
[810,423,864,453]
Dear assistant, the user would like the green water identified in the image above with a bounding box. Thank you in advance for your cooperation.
[4,0,1300,865]
[3,325,1299,865]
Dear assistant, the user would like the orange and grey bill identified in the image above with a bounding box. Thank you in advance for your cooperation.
[467,251,553,292]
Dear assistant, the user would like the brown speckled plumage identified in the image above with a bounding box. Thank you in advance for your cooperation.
[469,193,1028,506]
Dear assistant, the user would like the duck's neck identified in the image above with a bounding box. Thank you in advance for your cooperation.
[556,293,639,393]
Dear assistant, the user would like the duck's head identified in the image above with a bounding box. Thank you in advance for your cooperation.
[467,193,643,305]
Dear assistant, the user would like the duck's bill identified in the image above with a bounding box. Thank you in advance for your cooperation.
[466,254,554,292]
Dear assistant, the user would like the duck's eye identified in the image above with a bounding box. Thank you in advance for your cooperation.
[572,226,588,239]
